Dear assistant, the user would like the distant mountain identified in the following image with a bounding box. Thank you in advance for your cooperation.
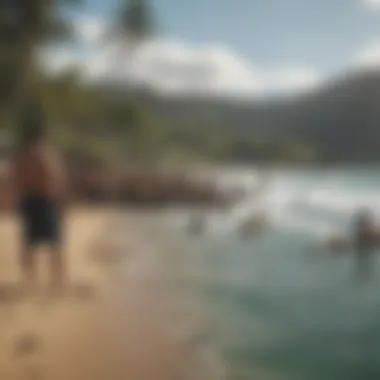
[97,68,380,162]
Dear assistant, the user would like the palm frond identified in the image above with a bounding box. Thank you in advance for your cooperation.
[119,0,155,42]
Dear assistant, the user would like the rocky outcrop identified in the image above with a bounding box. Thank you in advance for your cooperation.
[0,163,231,211]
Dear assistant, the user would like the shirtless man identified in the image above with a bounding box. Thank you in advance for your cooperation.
[13,112,67,293]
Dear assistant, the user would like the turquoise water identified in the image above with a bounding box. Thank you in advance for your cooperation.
[173,169,380,380]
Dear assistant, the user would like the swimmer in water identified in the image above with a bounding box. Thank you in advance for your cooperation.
[323,235,349,255]
[188,213,206,236]
[238,214,268,238]
[352,208,377,283]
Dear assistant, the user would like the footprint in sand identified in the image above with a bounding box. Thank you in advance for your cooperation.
[34,284,96,307]
[70,283,96,301]
[89,243,130,266]
[88,243,107,264]
[0,284,22,304]
[14,333,41,357]
[25,366,44,380]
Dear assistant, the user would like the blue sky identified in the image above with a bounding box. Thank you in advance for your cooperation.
[70,0,380,71]
[54,0,380,96]
[154,0,380,73]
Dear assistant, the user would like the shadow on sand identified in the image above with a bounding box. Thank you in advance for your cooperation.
[68,283,97,301]
[0,283,23,304]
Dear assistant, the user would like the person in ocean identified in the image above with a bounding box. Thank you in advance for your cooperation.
[352,208,378,283]
[238,213,268,238]
[12,106,68,294]
[188,213,206,235]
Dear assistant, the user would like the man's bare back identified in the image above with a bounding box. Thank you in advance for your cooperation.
[14,124,67,293]
[15,142,65,202]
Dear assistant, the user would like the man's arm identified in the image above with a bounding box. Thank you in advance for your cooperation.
[51,151,68,208]
[10,156,22,208]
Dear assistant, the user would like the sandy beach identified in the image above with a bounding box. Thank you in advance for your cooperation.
[0,207,221,380]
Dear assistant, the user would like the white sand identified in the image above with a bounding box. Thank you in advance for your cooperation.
[0,207,222,380]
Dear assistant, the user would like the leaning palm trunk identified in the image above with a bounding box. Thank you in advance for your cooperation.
[1,0,51,127]
[9,0,77,143]
[114,0,156,159]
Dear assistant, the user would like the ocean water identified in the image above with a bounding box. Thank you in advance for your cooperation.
[169,168,380,380]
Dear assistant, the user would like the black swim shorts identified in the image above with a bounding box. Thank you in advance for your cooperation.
[19,195,61,246]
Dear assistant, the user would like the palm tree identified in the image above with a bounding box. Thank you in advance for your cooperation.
[0,0,81,135]
[104,0,156,160]
[110,0,155,83]
[119,0,154,45]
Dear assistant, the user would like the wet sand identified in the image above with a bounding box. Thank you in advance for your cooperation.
[0,207,221,380]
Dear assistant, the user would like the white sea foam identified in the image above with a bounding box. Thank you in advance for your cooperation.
[175,168,380,239]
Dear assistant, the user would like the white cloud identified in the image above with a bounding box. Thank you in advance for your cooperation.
[42,38,321,98]
[38,48,83,75]
[364,0,380,9]
[354,41,380,68]
[72,17,106,44]
[122,41,265,96]
[263,67,321,94]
